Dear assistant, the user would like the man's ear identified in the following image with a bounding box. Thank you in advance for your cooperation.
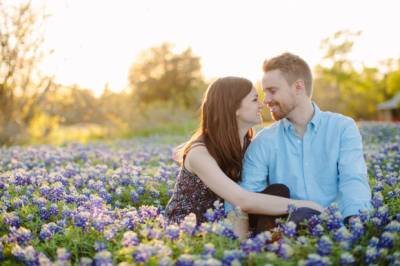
[294,80,306,94]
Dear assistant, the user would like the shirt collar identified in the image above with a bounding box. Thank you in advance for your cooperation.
[281,102,321,132]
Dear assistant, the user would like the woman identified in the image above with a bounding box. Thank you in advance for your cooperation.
[164,77,322,239]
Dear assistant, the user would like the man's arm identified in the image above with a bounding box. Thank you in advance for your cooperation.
[336,118,372,219]
[225,134,270,213]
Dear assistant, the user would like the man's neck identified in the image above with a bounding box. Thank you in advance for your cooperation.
[287,100,314,138]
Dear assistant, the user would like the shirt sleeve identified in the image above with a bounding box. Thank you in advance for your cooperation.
[225,133,270,214]
[336,118,372,218]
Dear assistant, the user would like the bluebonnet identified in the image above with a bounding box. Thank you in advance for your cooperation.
[73,211,90,228]
[49,203,59,216]
[373,205,390,225]
[241,238,263,254]
[348,218,364,241]
[317,236,333,256]
[57,247,71,262]
[203,243,216,258]
[365,246,380,264]
[15,227,32,245]
[277,243,293,259]
[304,253,332,266]
[176,254,195,266]
[385,220,400,232]
[130,190,139,203]
[3,211,21,228]
[93,250,113,266]
[180,213,197,236]
[333,226,352,242]
[368,237,379,247]
[221,250,245,266]
[371,191,384,208]
[311,224,324,237]
[133,244,153,263]
[39,207,51,221]
[12,198,23,209]
[339,252,355,265]
[94,241,107,252]
[378,232,394,249]
[165,224,180,240]
[280,221,296,238]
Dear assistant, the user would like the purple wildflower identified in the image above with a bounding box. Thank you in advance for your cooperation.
[4,212,21,228]
[93,250,112,266]
[385,220,400,233]
[130,191,139,203]
[277,243,293,259]
[281,221,297,238]
[221,250,245,266]
[73,211,90,228]
[379,232,394,249]
[122,231,140,247]
[304,253,332,266]
[165,224,180,240]
[180,213,197,236]
[176,254,195,266]
[317,236,333,256]
[339,252,355,265]
[371,192,384,208]
[203,243,216,258]
[311,224,324,237]
[15,227,32,245]
[133,244,153,263]
[365,246,379,264]
[241,238,263,254]
[57,248,71,262]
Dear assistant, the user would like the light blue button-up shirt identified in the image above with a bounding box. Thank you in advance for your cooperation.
[225,103,371,219]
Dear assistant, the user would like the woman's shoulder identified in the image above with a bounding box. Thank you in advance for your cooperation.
[184,143,215,172]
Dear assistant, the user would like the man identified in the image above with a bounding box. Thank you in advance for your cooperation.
[226,52,371,231]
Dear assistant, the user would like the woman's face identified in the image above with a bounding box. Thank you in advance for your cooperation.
[236,86,263,129]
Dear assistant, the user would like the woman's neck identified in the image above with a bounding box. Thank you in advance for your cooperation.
[238,127,250,148]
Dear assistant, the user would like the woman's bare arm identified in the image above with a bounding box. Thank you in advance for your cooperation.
[185,146,324,215]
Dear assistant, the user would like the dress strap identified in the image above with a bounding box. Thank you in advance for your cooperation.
[182,141,206,166]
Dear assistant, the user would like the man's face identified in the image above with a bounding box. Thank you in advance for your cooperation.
[261,69,297,121]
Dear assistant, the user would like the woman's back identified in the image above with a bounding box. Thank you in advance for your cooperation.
[164,142,222,224]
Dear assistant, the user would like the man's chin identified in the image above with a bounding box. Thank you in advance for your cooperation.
[271,112,285,121]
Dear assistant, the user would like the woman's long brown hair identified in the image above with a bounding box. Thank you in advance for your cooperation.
[181,77,254,183]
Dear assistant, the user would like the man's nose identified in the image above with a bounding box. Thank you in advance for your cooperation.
[264,94,272,105]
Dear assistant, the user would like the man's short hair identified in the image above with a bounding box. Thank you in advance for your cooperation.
[263,52,313,96]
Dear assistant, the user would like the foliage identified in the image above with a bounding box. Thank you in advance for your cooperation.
[128,42,207,109]
[0,0,54,144]
[0,123,399,265]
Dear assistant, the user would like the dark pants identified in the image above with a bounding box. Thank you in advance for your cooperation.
[248,184,321,235]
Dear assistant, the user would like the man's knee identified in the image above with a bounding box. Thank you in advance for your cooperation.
[288,207,321,225]
[262,183,290,198]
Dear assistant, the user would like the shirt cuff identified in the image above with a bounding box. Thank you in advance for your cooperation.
[340,201,372,219]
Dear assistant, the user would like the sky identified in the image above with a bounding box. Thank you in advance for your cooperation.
[34,0,400,95]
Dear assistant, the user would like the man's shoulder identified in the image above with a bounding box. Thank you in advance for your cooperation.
[319,110,356,128]
[254,121,282,140]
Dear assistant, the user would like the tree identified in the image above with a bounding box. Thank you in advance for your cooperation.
[0,0,53,144]
[314,30,386,119]
[128,43,206,109]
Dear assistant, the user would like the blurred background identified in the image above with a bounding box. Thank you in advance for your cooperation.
[1,0,399,145]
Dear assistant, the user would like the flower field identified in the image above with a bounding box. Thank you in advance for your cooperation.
[0,123,399,266]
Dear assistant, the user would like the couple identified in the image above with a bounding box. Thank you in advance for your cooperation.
[164,52,372,239]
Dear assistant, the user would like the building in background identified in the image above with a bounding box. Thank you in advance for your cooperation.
[377,92,400,121]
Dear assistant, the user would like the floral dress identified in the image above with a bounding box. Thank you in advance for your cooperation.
[164,142,223,224]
